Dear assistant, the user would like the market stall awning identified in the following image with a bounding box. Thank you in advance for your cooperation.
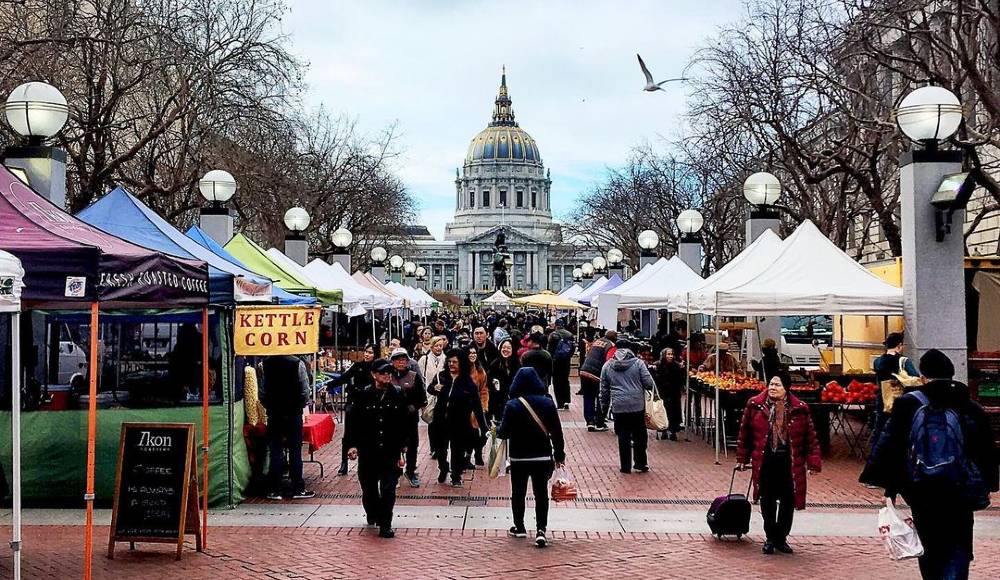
[0,248,24,312]
[263,248,344,307]
[184,226,316,305]
[577,273,625,306]
[77,187,273,305]
[673,228,784,314]
[303,259,389,311]
[557,283,583,300]
[0,166,208,306]
[224,234,340,305]
[481,289,512,305]
[512,291,584,310]
[603,258,703,310]
[385,281,435,309]
[351,271,405,308]
[714,220,904,316]
[592,258,667,308]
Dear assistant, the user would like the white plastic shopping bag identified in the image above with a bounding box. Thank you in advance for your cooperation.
[878,498,924,560]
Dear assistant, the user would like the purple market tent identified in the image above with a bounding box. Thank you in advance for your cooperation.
[576,273,625,306]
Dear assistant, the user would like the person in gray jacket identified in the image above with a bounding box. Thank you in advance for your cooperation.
[600,343,656,473]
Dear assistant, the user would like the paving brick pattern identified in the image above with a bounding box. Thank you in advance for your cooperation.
[5,525,1000,579]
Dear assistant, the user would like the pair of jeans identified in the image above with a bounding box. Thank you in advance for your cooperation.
[580,375,605,427]
[510,461,554,531]
[911,504,973,580]
[405,413,419,476]
[357,456,401,530]
[266,413,304,494]
[613,411,647,471]
[552,358,572,407]
[758,447,794,543]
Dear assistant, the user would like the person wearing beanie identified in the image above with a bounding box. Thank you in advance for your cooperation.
[519,332,553,387]
[871,332,919,443]
[389,348,427,488]
[861,349,999,578]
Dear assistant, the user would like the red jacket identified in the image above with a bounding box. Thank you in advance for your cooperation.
[736,391,822,510]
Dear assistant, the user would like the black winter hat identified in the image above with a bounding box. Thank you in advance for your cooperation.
[371,359,392,374]
[919,349,955,379]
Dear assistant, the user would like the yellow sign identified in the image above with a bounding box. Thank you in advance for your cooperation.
[234,306,321,355]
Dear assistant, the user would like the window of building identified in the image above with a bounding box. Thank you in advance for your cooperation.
[483,189,490,207]
[516,190,524,208]
[499,190,507,207]
[531,189,537,208]
[469,190,475,208]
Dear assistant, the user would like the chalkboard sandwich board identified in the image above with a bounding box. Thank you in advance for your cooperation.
[108,422,202,560]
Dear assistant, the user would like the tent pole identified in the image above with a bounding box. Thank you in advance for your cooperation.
[11,311,22,580]
[715,313,721,465]
[685,305,691,442]
[83,302,99,580]
[201,307,210,547]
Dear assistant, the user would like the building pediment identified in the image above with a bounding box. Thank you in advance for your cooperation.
[463,225,546,247]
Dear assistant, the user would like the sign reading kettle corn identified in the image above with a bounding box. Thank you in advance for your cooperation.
[234,306,321,355]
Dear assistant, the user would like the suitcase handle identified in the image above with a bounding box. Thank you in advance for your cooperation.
[728,466,752,497]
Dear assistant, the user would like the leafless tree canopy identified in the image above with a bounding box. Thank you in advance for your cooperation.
[573,0,1000,264]
[0,0,415,262]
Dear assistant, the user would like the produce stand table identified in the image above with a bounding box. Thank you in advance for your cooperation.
[302,413,336,477]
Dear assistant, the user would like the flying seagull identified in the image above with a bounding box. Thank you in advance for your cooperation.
[637,54,686,91]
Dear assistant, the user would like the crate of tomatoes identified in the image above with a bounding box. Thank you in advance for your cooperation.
[821,379,878,405]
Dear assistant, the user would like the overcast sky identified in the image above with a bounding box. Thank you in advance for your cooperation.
[284,0,745,239]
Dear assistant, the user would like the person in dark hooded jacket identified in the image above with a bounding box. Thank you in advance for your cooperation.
[600,343,656,473]
[497,367,566,548]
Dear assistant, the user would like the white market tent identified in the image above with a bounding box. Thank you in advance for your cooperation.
[710,220,904,316]
[264,247,359,312]
[352,271,405,309]
[573,275,609,305]
[591,258,667,308]
[671,229,785,314]
[481,289,513,305]
[612,257,704,310]
[385,281,434,310]
[1,249,25,580]
[557,283,583,299]
[303,259,388,312]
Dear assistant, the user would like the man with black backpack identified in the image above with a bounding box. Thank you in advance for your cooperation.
[861,349,999,579]
[547,319,575,409]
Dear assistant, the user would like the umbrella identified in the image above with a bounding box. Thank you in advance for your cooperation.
[512,291,584,310]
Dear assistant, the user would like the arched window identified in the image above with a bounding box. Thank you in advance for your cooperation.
[516,190,524,208]
[483,189,491,207]
[531,189,537,209]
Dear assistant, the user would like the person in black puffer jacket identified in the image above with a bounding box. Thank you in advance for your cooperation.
[497,367,566,547]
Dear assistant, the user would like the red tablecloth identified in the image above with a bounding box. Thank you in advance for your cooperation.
[302,413,335,453]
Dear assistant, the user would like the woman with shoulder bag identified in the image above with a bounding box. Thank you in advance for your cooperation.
[497,367,566,548]
[488,338,520,420]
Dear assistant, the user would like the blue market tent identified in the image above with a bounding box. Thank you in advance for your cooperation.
[77,187,273,305]
[185,225,318,306]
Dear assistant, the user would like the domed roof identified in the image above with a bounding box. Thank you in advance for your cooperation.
[465,69,542,165]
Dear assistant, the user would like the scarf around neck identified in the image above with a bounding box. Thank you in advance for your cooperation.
[767,396,789,451]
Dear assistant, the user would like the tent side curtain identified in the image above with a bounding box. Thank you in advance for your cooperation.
[0,249,25,312]
[0,166,208,307]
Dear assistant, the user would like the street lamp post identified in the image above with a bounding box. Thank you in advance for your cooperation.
[403,260,417,286]
[607,248,625,279]
[581,262,595,281]
[329,227,353,272]
[389,254,404,283]
[637,229,660,338]
[197,169,237,245]
[415,266,427,290]
[896,85,968,382]
[592,255,608,278]
[1,82,70,207]
[743,172,782,244]
[283,207,310,266]
[676,209,704,273]
[572,267,583,284]
[370,246,388,282]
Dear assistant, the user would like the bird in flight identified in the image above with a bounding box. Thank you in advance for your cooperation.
[637,54,686,92]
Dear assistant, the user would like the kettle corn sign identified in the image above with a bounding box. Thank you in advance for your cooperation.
[234,306,321,355]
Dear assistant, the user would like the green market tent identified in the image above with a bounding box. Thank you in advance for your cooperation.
[225,234,342,305]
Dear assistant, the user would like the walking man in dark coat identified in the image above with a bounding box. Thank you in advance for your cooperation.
[261,354,315,500]
[346,359,410,538]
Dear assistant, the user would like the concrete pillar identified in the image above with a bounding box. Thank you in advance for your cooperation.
[199,208,234,246]
[639,252,658,337]
[900,150,967,382]
[371,265,387,284]
[678,240,701,274]
[3,146,67,208]
[390,269,402,284]
[746,213,782,359]
[329,252,351,273]
[284,236,308,266]
[746,215,780,245]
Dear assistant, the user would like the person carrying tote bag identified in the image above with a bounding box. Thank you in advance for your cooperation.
[497,367,566,548]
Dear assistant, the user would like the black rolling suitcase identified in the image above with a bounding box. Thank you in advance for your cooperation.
[707,467,752,539]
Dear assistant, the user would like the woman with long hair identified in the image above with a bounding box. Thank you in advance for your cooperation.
[427,348,487,486]
[331,344,375,475]
[468,346,490,466]
[489,338,520,420]
[412,326,434,359]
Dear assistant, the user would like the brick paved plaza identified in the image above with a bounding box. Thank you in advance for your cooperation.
[4,398,1000,579]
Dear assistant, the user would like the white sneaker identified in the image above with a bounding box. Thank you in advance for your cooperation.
[535,530,547,548]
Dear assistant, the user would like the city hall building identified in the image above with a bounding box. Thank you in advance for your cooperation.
[408,70,586,298]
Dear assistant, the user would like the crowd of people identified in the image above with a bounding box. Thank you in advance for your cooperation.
[253,309,998,573]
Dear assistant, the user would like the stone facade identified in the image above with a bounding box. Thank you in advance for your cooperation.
[408,70,585,298]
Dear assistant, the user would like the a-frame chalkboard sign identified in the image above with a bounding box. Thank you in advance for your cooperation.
[107,422,203,560]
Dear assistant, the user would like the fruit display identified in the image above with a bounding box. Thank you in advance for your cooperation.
[691,371,765,392]
[821,379,878,404]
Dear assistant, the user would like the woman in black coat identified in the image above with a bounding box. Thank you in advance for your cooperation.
[428,348,487,487]
[488,338,520,421]
[331,344,375,475]
[652,347,686,440]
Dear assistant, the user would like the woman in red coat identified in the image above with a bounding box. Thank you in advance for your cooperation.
[736,373,821,555]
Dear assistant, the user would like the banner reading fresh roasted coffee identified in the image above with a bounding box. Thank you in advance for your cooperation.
[234,306,321,355]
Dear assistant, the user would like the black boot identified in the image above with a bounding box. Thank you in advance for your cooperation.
[337,460,348,476]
